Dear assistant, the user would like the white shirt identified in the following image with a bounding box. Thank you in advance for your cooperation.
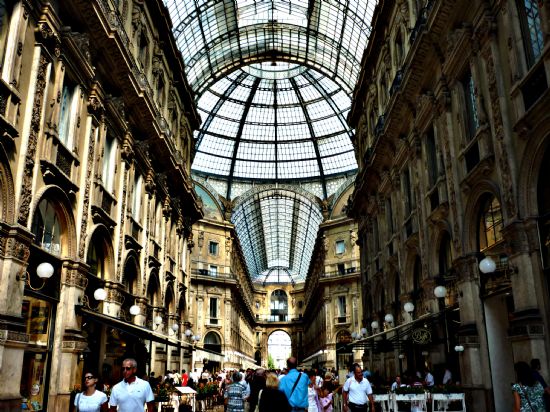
[442,370,452,385]
[425,372,434,387]
[343,376,373,405]
[74,391,108,412]
[109,377,154,412]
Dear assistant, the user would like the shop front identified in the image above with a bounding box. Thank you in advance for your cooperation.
[18,245,62,412]
[77,307,183,386]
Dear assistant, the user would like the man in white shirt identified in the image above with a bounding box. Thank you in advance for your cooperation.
[424,367,434,387]
[342,364,375,412]
[109,358,155,412]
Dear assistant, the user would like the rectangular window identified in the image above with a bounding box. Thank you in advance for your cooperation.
[209,297,218,324]
[462,72,479,140]
[403,168,414,215]
[132,174,143,221]
[337,296,347,323]
[102,134,117,193]
[335,240,345,254]
[209,265,218,276]
[209,241,218,255]
[517,0,544,67]
[426,127,438,187]
[58,82,79,147]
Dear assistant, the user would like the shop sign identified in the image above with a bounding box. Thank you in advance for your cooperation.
[411,327,431,344]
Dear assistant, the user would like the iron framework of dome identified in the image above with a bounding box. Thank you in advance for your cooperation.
[165,0,377,283]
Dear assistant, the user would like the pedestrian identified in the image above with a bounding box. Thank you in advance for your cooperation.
[512,361,546,412]
[225,371,247,412]
[307,370,323,412]
[181,369,189,386]
[442,367,452,385]
[109,358,155,412]
[424,367,434,387]
[342,364,375,412]
[319,386,333,412]
[259,372,291,412]
[390,375,406,392]
[279,357,309,411]
[531,359,550,411]
[248,368,267,412]
[73,370,108,412]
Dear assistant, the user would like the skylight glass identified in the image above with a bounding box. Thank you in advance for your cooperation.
[232,189,323,282]
[192,66,357,191]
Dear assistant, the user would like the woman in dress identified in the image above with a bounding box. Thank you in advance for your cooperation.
[319,386,333,412]
[307,369,323,412]
[258,372,290,412]
[512,361,546,412]
[74,371,108,412]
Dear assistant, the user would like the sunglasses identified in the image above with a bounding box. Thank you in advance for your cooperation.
[84,376,95,380]
[122,366,135,371]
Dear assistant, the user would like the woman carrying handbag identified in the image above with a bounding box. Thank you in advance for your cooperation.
[512,362,545,412]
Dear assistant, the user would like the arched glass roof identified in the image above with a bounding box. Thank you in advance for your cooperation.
[165,0,378,283]
[231,188,323,283]
[164,0,377,96]
[192,65,357,198]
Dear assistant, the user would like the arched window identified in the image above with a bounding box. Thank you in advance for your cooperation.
[123,257,139,295]
[538,147,550,269]
[270,289,288,321]
[31,198,62,256]
[516,0,544,67]
[478,195,503,251]
[204,331,221,353]
[87,233,105,279]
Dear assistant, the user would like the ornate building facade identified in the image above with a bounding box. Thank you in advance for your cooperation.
[0,0,202,410]
[348,0,550,410]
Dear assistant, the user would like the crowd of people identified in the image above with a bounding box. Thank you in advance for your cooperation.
[71,356,550,412]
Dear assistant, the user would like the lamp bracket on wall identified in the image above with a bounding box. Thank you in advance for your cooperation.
[17,261,55,291]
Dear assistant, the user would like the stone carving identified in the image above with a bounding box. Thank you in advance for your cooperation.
[78,127,96,259]
[120,131,134,164]
[162,195,172,218]
[116,168,129,281]
[18,54,49,225]
[219,196,235,220]
[144,168,156,196]
[482,44,517,219]
[62,268,88,289]
[70,32,91,63]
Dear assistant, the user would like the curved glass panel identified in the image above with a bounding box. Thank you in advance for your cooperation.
[232,189,323,283]
[165,0,377,95]
[193,66,357,193]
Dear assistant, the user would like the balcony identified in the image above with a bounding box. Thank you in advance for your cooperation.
[254,313,303,323]
[191,269,234,281]
[321,267,359,278]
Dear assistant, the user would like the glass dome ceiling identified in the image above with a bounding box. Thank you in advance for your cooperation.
[192,65,357,198]
[165,0,378,283]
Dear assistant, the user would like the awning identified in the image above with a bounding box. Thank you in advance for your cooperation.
[76,305,191,348]
[194,347,224,363]
[346,311,444,350]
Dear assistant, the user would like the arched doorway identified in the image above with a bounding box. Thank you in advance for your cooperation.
[335,330,353,373]
[267,330,291,369]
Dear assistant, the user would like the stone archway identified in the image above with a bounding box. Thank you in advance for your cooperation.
[267,330,291,369]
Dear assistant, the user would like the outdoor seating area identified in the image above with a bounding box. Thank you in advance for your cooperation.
[371,391,466,412]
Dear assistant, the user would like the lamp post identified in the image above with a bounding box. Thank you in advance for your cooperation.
[434,285,450,357]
